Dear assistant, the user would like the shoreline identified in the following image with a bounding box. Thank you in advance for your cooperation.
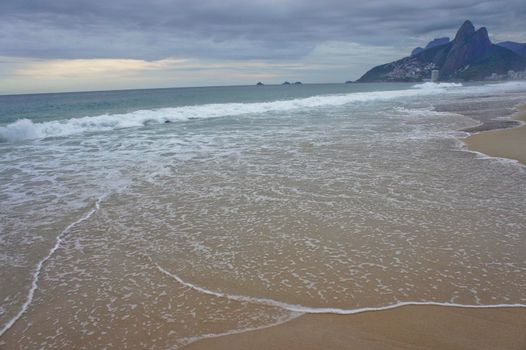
[182,101,526,350]
[183,305,526,350]
[463,104,526,165]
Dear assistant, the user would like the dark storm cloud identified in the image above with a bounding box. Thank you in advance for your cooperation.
[1,0,525,60]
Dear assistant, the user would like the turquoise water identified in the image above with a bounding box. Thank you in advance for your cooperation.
[1,82,525,348]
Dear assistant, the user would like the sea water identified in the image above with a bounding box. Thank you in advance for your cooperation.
[1,82,525,348]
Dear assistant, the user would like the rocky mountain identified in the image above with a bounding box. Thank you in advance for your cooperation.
[410,47,425,56]
[411,37,450,56]
[497,41,526,57]
[358,20,526,82]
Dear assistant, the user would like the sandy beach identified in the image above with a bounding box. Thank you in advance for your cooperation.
[184,305,526,350]
[183,102,526,350]
[2,1,526,347]
[464,105,526,165]
[2,83,526,349]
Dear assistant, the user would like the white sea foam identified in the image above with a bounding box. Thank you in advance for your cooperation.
[0,83,469,142]
[0,196,105,337]
[157,264,526,316]
[412,82,463,89]
[393,106,459,118]
[176,312,303,349]
[3,81,526,143]
[458,144,525,168]
[173,293,525,350]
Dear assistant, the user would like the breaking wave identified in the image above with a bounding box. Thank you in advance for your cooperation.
[0,83,461,142]
[412,82,463,89]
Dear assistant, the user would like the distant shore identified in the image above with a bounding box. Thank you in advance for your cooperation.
[464,104,526,165]
[183,305,526,350]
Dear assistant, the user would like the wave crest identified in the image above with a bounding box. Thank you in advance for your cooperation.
[412,82,463,89]
[0,82,476,142]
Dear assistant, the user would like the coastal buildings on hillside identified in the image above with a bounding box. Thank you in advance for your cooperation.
[486,69,526,81]
[358,20,526,83]
[431,70,439,82]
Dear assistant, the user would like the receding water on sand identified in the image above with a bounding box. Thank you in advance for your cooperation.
[1,82,525,348]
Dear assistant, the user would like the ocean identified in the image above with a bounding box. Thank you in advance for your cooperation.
[1,82,525,348]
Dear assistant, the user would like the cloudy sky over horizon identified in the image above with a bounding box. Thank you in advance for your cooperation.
[1,0,525,94]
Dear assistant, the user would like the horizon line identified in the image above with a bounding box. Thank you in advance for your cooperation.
[0,81,363,97]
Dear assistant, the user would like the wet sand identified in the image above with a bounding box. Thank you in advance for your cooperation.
[184,103,526,350]
[464,105,526,165]
[2,89,526,349]
[184,305,526,350]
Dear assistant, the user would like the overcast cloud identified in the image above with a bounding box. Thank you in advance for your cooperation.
[1,0,525,93]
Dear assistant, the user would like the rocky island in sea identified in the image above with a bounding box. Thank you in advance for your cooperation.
[358,20,526,82]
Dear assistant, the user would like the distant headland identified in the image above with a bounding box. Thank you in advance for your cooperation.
[358,20,526,82]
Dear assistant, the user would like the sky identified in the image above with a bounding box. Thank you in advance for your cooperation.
[1,0,525,94]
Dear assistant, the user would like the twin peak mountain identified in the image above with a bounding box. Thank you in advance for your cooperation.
[358,20,526,82]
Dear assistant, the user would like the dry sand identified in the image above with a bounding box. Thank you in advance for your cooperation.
[184,305,526,350]
[464,106,526,165]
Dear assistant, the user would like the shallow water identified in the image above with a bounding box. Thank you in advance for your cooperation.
[1,82,525,348]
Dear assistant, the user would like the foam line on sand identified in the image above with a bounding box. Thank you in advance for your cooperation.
[0,196,105,337]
